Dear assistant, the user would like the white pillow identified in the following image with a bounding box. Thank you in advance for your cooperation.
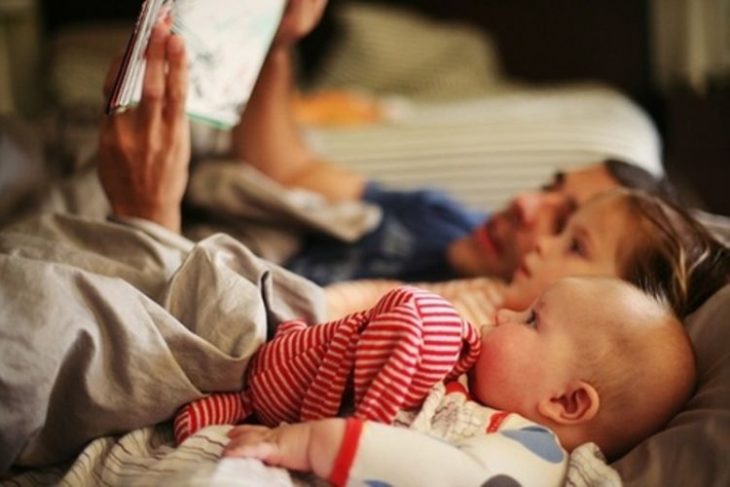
[612,284,730,485]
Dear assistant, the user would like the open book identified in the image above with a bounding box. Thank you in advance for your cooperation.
[106,0,286,128]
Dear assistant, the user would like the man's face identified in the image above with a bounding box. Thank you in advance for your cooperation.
[447,163,619,280]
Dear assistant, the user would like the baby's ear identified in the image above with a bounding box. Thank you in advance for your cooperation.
[537,380,600,425]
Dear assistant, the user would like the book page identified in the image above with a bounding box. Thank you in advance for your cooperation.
[173,0,286,127]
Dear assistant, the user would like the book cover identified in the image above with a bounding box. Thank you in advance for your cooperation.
[107,0,286,128]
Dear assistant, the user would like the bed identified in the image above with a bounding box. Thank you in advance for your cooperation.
[2,2,730,485]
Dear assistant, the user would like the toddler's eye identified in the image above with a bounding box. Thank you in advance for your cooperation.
[526,310,538,328]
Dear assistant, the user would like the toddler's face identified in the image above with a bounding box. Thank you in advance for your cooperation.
[501,193,631,310]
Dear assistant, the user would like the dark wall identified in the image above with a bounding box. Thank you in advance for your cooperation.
[355,0,653,104]
[41,1,138,32]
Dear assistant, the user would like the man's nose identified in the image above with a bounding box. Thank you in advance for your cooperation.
[513,192,544,226]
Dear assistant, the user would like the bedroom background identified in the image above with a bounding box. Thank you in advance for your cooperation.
[0,0,728,215]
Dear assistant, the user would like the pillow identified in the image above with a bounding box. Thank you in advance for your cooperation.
[612,283,730,485]
[694,209,730,246]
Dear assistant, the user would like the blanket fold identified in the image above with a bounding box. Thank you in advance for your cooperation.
[0,213,326,471]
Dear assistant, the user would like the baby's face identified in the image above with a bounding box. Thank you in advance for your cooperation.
[469,277,638,417]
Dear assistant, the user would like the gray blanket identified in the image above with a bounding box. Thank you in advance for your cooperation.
[0,213,326,471]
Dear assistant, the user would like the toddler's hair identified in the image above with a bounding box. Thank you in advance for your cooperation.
[614,189,730,318]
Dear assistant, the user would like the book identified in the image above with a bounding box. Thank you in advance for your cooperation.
[106,0,286,128]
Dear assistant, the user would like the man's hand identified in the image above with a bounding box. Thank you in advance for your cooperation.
[273,0,327,48]
[98,22,190,232]
[223,419,345,479]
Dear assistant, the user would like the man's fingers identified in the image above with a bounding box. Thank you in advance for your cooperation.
[164,34,188,123]
[140,22,168,128]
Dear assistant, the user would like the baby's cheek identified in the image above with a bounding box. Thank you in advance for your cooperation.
[472,342,510,401]
[473,337,529,409]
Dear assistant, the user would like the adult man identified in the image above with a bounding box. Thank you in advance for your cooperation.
[99,1,671,285]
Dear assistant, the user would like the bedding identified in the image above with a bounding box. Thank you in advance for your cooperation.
[0,213,326,471]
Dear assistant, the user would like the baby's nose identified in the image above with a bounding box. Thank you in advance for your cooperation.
[480,323,496,337]
[495,307,530,326]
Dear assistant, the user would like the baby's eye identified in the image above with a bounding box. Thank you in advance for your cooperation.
[525,310,538,328]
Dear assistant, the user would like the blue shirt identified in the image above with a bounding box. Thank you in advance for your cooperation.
[285,183,486,285]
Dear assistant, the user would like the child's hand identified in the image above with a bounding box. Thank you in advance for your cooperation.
[223,419,346,479]
[223,423,312,471]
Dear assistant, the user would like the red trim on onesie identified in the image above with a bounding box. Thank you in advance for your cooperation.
[486,411,511,433]
[329,418,365,487]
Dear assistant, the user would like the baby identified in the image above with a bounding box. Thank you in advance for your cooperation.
[222,277,695,486]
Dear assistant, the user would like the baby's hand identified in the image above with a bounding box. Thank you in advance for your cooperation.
[223,423,312,471]
[223,419,347,480]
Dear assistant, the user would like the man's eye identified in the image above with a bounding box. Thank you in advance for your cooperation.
[569,237,585,257]
[541,183,556,192]
[541,172,565,192]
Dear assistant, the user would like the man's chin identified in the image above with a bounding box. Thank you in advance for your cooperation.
[472,223,501,258]
[447,237,514,280]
